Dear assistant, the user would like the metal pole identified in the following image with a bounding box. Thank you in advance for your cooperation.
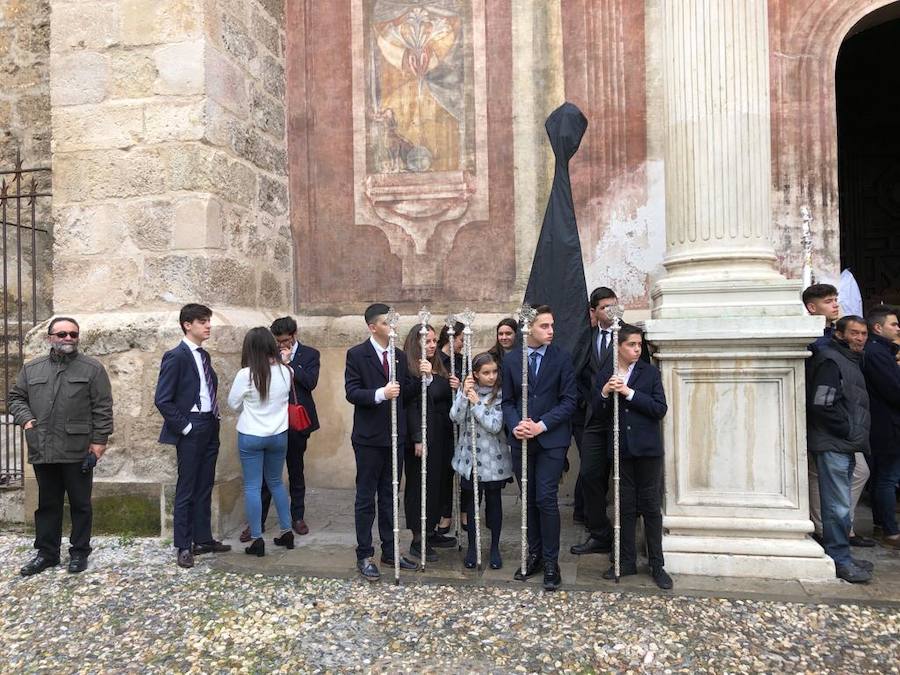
[418,308,431,571]
[446,316,462,551]
[387,307,401,584]
[517,304,537,577]
[460,309,480,571]
[605,306,625,582]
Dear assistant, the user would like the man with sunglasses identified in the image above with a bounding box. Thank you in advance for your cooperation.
[9,317,113,576]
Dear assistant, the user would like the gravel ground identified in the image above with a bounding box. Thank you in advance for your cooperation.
[1,535,898,674]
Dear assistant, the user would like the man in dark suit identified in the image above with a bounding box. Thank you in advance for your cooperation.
[345,303,421,581]
[154,303,231,569]
[502,305,577,591]
[238,316,320,540]
[571,287,619,554]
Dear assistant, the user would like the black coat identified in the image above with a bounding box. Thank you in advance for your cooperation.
[406,373,453,453]
[592,359,667,458]
[862,334,900,455]
[287,342,320,437]
[344,340,417,447]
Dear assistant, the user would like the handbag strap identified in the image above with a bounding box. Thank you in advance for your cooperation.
[285,364,297,405]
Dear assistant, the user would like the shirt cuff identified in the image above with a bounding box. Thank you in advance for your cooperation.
[539,421,547,433]
[625,390,635,401]
[182,422,192,435]
[375,387,386,404]
[424,374,433,386]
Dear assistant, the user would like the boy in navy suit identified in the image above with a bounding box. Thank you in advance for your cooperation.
[345,303,423,580]
[154,304,231,568]
[502,305,577,590]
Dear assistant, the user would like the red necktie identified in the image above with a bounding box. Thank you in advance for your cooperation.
[382,350,390,379]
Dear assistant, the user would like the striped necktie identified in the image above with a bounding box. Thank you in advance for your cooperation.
[197,348,220,418]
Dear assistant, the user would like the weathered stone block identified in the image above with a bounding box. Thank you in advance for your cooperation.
[250,6,280,57]
[255,0,284,25]
[53,149,167,202]
[104,351,145,417]
[153,40,204,95]
[260,52,284,101]
[249,85,285,139]
[220,11,257,64]
[140,254,209,304]
[49,1,119,52]
[53,202,128,255]
[91,486,161,536]
[143,99,206,144]
[258,269,284,306]
[127,198,175,251]
[121,0,201,46]
[258,173,287,216]
[110,49,158,98]
[52,256,142,310]
[52,102,144,151]
[245,130,286,174]
[205,45,247,116]
[50,51,109,105]
[207,256,256,305]
[172,196,223,250]
[162,144,257,204]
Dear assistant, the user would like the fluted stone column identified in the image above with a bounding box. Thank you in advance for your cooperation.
[644,0,834,579]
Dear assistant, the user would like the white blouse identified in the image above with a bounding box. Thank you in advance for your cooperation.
[227,364,291,436]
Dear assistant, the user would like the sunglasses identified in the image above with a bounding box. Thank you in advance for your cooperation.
[50,331,79,339]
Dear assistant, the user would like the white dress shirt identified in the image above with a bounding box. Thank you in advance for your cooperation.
[181,337,213,435]
[601,360,637,401]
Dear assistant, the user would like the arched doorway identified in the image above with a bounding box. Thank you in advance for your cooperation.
[836,5,900,310]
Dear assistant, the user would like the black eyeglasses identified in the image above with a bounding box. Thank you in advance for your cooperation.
[51,331,79,339]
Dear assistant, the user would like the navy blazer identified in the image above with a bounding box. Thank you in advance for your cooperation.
[862,334,900,455]
[501,344,578,451]
[154,341,219,445]
[345,340,417,447]
[593,358,667,458]
[287,342,320,437]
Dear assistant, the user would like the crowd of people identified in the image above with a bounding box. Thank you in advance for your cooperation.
[10,286,899,590]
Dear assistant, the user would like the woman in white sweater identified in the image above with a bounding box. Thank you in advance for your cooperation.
[228,327,295,556]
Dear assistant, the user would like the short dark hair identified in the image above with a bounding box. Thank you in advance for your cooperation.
[179,303,212,333]
[617,323,642,345]
[801,284,838,306]
[835,315,866,333]
[364,303,390,325]
[270,316,297,336]
[532,304,552,317]
[48,316,79,334]
[589,287,617,309]
[867,305,898,332]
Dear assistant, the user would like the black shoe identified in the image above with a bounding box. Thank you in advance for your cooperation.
[428,532,457,548]
[357,557,380,581]
[835,562,871,583]
[464,549,477,569]
[490,546,502,570]
[573,512,585,524]
[849,535,877,548]
[244,538,265,557]
[381,554,418,570]
[410,540,438,562]
[513,553,544,580]
[20,554,59,577]
[851,557,874,573]
[570,536,611,555]
[193,540,232,555]
[651,566,673,590]
[542,561,562,591]
[67,555,88,574]
[274,530,295,550]
[176,549,194,568]
[602,564,638,580]
[436,523,451,535]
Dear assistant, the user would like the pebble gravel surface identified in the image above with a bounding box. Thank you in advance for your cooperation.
[1,535,898,673]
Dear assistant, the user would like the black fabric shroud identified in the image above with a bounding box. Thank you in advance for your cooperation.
[524,102,591,372]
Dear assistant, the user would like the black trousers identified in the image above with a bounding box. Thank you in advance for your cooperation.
[403,441,443,538]
[173,415,220,551]
[620,455,664,570]
[261,430,307,523]
[353,443,404,560]
[461,476,503,551]
[579,422,613,544]
[512,444,567,562]
[571,416,586,519]
[33,462,93,560]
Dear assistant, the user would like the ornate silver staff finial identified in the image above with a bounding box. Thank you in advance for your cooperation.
[418,307,431,327]
[445,313,457,330]
[604,304,625,331]
[458,308,475,331]
[386,307,400,332]
[516,303,538,327]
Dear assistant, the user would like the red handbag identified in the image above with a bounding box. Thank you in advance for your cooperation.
[288,369,312,432]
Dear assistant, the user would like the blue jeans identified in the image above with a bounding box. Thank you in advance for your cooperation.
[873,454,900,536]
[239,431,291,539]
[815,451,855,566]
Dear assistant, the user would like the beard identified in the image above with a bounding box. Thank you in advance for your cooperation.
[52,342,78,355]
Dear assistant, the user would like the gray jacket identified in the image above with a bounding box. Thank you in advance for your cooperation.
[450,386,512,483]
[8,351,114,464]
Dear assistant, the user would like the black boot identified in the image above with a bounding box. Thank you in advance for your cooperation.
[245,537,265,557]
[274,530,295,550]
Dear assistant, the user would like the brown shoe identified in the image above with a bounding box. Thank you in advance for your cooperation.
[293,519,309,536]
[192,540,232,555]
[176,549,194,568]
[239,526,252,543]
[881,534,900,550]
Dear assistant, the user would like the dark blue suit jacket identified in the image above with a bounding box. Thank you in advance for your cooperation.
[862,334,900,455]
[154,341,219,445]
[593,359,667,458]
[287,342,320,437]
[345,340,417,447]
[501,344,577,451]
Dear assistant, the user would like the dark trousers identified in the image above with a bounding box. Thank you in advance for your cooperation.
[572,417,586,519]
[33,462,93,560]
[462,476,503,551]
[173,415,220,551]
[872,454,900,536]
[354,443,404,560]
[620,455,664,570]
[512,444,567,563]
[261,430,308,524]
[403,441,443,538]
[580,422,613,544]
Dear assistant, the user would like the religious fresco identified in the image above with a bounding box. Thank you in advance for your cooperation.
[351,0,490,294]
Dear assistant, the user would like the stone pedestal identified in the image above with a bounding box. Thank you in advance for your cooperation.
[645,0,834,580]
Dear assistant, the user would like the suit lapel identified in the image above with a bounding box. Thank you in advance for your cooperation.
[590,327,600,370]
[627,360,646,390]
[366,342,389,384]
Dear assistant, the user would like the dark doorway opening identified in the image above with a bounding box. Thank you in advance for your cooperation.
[836,13,900,311]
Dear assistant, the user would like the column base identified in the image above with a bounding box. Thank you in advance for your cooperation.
[663,548,836,581]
